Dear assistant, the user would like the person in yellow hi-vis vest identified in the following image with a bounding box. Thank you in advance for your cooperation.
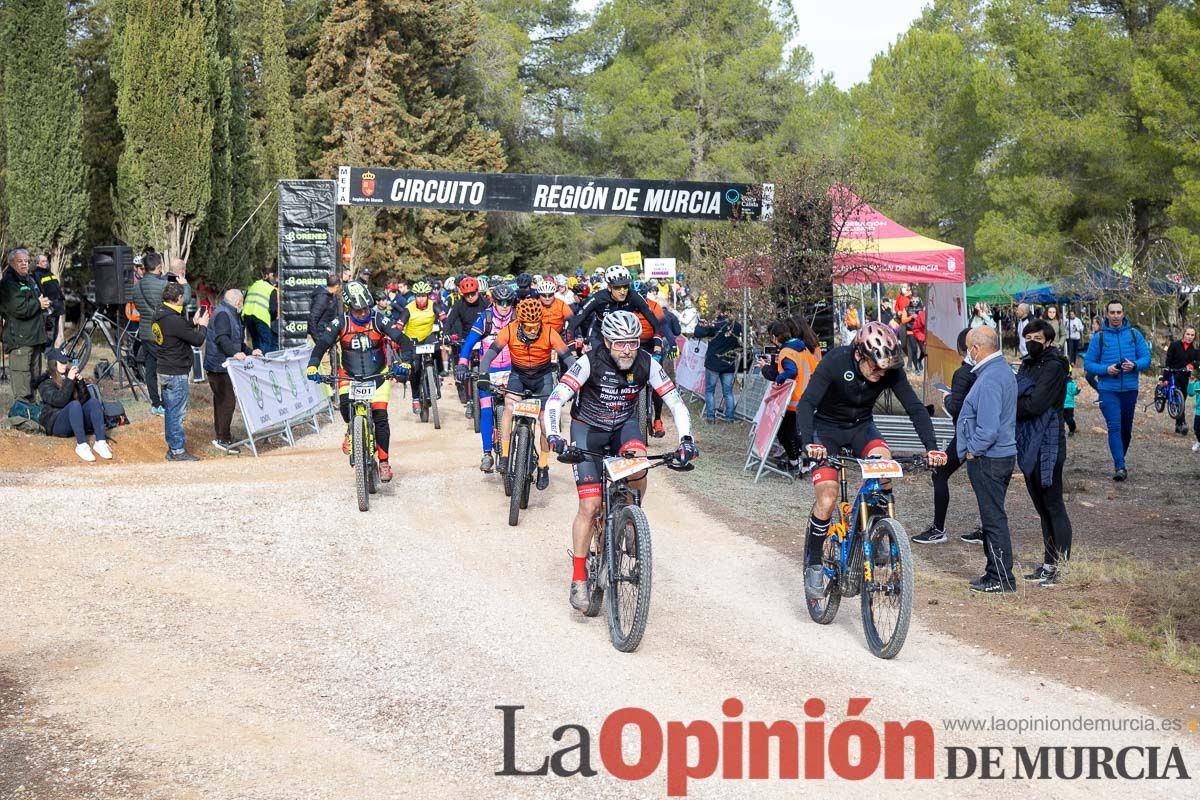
[243,266,279,353]
[755,316,823,475]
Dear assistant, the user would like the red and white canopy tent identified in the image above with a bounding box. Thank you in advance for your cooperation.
[830,186,968,404]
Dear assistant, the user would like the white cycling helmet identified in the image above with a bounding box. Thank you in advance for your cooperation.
[604,264,631,287]
[601,310,642,342]
[554,274,568,289]
[536,278,556,295]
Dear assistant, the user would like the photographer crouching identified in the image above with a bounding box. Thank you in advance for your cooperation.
[35,348,113,462]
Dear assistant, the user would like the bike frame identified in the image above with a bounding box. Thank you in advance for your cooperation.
[829,459,890,586]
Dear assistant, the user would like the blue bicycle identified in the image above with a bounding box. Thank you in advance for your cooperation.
[1153,370,1185,419]
[805,452,927,659]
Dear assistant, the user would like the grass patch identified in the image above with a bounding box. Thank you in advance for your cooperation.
[1027,609,1052,625]
[1058,550,1146,588]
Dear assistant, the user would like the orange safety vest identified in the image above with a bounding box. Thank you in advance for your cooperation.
[777,345,822,411]
[844,306,859,330]
[125,276,141,323]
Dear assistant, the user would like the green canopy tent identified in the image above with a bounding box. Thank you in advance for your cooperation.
[966,270,1050,305]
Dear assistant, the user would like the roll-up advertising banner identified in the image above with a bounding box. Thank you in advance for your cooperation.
[277,180,339,349]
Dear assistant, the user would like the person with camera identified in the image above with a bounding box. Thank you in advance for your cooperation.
[154,282,210,462]
[35,348,112,462]
[131,253,191,416]
[693,304,742,422]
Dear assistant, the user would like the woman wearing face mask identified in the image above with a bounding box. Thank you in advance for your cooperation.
[913,328,982,545]
[1016,318,1072,586]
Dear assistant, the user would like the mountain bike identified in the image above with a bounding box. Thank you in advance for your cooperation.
[317,374,382,512]
[465,350,481,433]
[1153,370,1185,419]
[805,451,927,659]
[505,387,543,527]
[557,446,693,652]
[413,335,441,429]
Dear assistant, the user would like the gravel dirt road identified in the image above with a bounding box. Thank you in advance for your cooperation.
[2,402,1197,799]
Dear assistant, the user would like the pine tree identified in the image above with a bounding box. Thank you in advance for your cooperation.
[304,0,505,277]
[113,0,213,263]
[2,0,88,276]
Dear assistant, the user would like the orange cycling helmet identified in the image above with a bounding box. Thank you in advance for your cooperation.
[854,321,903,370]
[458,276,479,294]
[516,298,543,324]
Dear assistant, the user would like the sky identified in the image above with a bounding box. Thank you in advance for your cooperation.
[576,1,931,90]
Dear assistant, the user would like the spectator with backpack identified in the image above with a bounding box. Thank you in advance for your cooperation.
[35,348,113,462]
[131,253,191,416]
[1083,299,1151,481]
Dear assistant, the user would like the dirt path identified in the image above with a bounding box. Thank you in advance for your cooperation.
[2,402,1197,798]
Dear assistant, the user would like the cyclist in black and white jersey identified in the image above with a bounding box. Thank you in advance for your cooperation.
[543,310,698,611]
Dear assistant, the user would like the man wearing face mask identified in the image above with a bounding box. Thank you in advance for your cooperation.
[1015,318,1072,586]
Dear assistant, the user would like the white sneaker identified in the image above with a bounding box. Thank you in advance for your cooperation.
[1192,442,1200,453]
[75,442,96,462]
[92,440,113,460]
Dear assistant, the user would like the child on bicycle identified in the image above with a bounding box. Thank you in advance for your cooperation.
[1063,366,1079,436]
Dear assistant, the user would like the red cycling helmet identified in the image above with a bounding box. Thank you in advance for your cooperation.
[458,277,479,295]
[854,321,903,370]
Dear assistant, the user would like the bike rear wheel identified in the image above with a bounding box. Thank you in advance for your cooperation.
[509,424,532,526]
[607,504,653,652]
[1168,388,1184,419]
[583,547,604,617]
[636,387,652,442]
[353,414,370,512]
[65,326,93,371]
[805,532,842,624]
[469,376,480,433]
[860,517,913,659]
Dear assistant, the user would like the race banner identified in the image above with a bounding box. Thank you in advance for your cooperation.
[225,346,325,436]
[338,166,772,222]
[674,337,708,397]
[278,180,339,349]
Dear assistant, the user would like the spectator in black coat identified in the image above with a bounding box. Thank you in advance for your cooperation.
[36,348,112,462]
[204,290,261,454]
[693,305,742,421]
[1163,326,1197,434]
[1017,318,1072,586]
[308,273,342,341]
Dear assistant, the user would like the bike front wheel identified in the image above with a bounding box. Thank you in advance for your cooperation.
[508,424,532,526]
[427,366,441,429]
[65,327,93,371]
[353,414,370,512]
[860,517,913,659]
[1168,388,1184,419]
[1154,388,1167,413]
[607,504,653,652]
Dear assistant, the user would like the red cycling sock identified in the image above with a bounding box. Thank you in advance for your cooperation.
[572,556,586,581]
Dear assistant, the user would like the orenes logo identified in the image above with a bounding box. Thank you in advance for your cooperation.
[843,370,855,381]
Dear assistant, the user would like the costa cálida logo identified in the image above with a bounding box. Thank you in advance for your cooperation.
[361,170,376,197]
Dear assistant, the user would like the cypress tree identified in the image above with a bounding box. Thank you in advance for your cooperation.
[73,0,123,256]
[304,0,505,276]
[2,0,88,276]
[113,0,213,263]
[256,0,297,266]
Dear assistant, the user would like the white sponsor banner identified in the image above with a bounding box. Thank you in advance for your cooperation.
[675,337,708,397]
[226,346,326,435]
[644,257,676,279]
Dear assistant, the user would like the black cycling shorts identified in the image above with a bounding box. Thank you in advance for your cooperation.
[569,417,647,498]
[811,421,888,484]
[505,369,555,400]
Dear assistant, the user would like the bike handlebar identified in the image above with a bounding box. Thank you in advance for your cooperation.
[556,447,693,472]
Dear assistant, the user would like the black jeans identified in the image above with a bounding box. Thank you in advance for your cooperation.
[966,455,1015,586]
[1024,443,1072,568]
[777,409,801,461]
[141,340,161,406]
[932,436,965,531]
[1066,338,1080,365]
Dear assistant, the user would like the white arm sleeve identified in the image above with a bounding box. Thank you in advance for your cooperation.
[543,354,590,438]
[648,359,692,440]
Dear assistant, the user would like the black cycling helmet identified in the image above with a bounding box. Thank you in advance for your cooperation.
[342,281,372,311]
[516,272,533,289]
[491,283,516,304]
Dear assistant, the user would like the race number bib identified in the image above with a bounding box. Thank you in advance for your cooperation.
[604,455,650,481]
[857,459,904,479]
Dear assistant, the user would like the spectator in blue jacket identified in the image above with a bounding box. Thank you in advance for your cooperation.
[1083,299,1151,481]
[956,325,1018,593]
[204,289,261,454]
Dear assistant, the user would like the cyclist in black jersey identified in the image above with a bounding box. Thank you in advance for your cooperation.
[795,321,946,600]
[568,265,666,353]
[544,310,697,611]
